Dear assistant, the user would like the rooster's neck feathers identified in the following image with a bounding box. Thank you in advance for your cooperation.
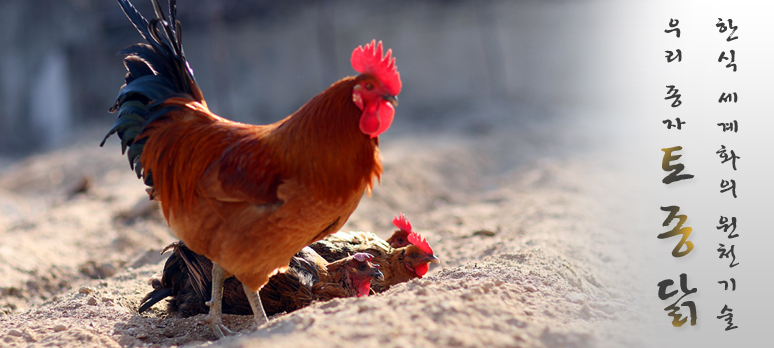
[266,76,383,202]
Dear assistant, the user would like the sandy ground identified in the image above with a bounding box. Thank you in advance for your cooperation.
[0,102,649,347]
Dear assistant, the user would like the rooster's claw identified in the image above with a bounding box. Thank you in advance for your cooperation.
[202,312,235,338]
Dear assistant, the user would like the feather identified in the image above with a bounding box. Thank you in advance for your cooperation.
[108,0,398,325]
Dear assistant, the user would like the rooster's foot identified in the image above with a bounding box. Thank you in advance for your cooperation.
[202,302,235,338]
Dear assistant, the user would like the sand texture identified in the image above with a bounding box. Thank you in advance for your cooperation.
[0,109,646,347]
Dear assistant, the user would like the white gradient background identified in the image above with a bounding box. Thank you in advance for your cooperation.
[588,0,774,345]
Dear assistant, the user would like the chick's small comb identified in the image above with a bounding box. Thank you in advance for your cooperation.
[408,231,433,255]
[392,213,412,233]
[393,214,432,254]
[351,40,402,96]
[353,252,374,262]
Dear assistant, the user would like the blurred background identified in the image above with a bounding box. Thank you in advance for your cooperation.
[0,0,594,156]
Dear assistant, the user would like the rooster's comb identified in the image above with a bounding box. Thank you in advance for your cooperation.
[407,230,433,255]
[351,40,402,96]
[392,213,412,233]
[353,252,374,262]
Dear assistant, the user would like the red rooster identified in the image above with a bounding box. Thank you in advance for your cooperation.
[103,0,401,337]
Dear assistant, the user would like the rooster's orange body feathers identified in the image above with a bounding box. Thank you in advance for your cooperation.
[105,0,400,333]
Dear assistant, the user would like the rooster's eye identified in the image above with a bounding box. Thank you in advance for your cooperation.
[365,83,374,90]
[358,263,366,271]
[411,252,418,258]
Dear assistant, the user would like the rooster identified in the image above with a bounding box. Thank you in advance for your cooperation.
[309,214,439,292]
[103,0,401,337]
[139,243,382,318]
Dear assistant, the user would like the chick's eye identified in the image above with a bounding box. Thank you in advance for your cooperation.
[365,83,374,90]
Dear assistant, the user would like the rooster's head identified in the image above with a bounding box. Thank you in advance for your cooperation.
[350,40,401,138]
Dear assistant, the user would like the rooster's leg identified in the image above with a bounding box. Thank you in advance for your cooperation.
[202,264,234,338]
[242,283,269,327]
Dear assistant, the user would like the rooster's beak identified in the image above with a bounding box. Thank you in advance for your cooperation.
[383,95,398,107]
[426,255,440,264]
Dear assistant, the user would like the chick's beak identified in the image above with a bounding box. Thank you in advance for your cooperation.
[426,255,440,264]
[383,95,398,107]
[373,269,385,281]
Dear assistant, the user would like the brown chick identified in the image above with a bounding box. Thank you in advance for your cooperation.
[308,214,439,293]
[139,243,382,318]
[310,213,412,262]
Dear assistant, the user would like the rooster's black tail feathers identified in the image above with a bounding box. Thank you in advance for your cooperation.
[137,241,211,313]
[102,0,202,186]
